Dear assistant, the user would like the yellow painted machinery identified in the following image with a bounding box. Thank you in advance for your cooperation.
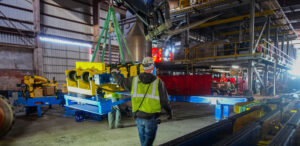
[22,75,58,98]
[65,62,143,96]
[64,62,143,116]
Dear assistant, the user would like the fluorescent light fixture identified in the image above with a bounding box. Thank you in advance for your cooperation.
[232,65,239,69]
[39,36,92,48]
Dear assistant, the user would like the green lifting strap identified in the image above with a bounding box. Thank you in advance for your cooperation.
[91,7,111,62]
[111,7,125,64]
[91,6,134,65]
[112,8,134,64]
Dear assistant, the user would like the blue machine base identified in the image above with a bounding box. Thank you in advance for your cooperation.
[169,95,250,121]
[64,107,102,122]
[15,96,63,117]
[64,94,131,116]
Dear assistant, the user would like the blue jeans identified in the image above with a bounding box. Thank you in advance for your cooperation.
[135,117,158,146]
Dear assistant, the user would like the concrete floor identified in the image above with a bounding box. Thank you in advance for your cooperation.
[0,102,216,146]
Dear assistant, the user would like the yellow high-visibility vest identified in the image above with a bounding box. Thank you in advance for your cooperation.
[131,76,161,113]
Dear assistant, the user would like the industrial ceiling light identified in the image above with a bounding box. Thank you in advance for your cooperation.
[231,65,239,69]
[39,36,92,48]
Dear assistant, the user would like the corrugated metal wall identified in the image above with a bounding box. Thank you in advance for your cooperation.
[0,0,122,89]
[40,0,92,85]
[42,41,90,83]
[0,0,34,90]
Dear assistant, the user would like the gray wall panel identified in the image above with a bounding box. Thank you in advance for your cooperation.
[0,5,33,22]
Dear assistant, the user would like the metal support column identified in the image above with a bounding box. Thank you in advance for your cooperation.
[249,0,255,53]
[93,0,100,62]
[273,58,277,96]
[263,64,268,95]
[145,40,152,57]
[33,0,43,75]
[281,34,285,61]
[274,28,278,52]
[253,67,264,88]
[248,60,253,96]
[186,13,190,59]
[266,16,270,50]
[287,40,289,57]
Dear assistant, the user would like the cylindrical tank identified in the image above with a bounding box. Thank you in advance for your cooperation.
[125,20,152,62]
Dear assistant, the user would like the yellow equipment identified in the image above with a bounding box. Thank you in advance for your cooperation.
[65,62,143,96]
[22,75,58,98]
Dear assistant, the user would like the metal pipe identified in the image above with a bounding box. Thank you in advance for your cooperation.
[248,60,253,96]
[194,10,273,29]
[263,64,268,95]
[254,67,265,88]
[166,14,221,36]
[273,58,277,96]
[287,40,289,56]
[275,28,278,49]
[163,21,184,47]
[281,34,285,60]
[266,16,270,51]
[253,19,267,53]
[249,0,255,53]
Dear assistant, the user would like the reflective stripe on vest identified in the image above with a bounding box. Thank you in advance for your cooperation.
[132,77,160,100]
[131,76,161,113]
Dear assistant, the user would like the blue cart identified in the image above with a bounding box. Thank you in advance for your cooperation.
[169,95,251,121]
[64,94,131,116]
[15,93,64,117]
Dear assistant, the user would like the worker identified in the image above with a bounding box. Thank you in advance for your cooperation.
[227,79,235,96]
[107,93,123,129]
[111,57,172,146]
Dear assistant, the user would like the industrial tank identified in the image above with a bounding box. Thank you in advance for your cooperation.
[125,20,152,62]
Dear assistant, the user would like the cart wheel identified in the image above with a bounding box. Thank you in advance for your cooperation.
[0,95,15,138]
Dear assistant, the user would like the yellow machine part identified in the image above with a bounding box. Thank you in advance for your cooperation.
[65,69,77,88]
[100,84,124,96]
[233,107,266,132]
[23,75,57,98]
[66,62,106,96]
[234,101,261,113]
[65,62,144,96]
[106,66,111,73]
[119,66,128,78]
[130,65,138,77]
[179,0,190,8]
[76,62,105,71]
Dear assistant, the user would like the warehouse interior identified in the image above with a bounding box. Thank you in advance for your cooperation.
[1,0,300,145]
